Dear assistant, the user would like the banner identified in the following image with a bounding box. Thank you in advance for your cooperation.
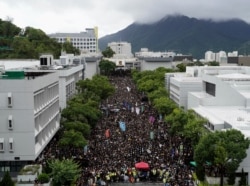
[84,145,88,154]
[135,107,140,115]
[150,131,154,140]
[119,121,126,132]
[149,116,155,124]
[105,129,110,138]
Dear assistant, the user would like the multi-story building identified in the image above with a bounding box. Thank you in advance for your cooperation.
[0,54,84,177]
[48,28,98,53]
[108,41,134,58]
[0,69,60,176]
[167,66,250,182]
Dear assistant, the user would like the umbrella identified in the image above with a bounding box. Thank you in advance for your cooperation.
[135,161,150,170]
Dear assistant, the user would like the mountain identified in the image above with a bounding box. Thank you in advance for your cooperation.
[98,15,250,59]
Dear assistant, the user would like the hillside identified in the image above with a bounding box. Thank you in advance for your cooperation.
[98,15,250,59]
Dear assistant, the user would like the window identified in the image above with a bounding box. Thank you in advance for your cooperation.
[8,92,12,107]
[0,138,4,151]
[9,138,13,152]
[205,82,216,96]
[8,115,13,130]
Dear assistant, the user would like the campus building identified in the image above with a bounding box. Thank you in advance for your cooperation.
[48,28,98,53]
[0,69,60,176]
[167,66,250,182]
[0,54,84,177]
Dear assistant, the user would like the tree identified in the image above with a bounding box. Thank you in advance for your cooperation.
[77,75,115,100]
[99,59,116,75]
[183,110,207,147]
[49,159,81,186]
[165,108,188,135]
[38,173,50,184]
[176,63,186,72]
[194,129,250,186]
[239,168,247,186]
[153,97,176,116]
[102,46,115,58]
[63,121,91,138]
[59,130,87,148]
[0,171,14,186]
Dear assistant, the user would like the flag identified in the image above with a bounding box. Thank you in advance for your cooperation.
[119,121,126,132]
[149,116,155,124]
[150,131,154,140]
[84,145,88,154]
[159,114,162,121]
[135,107,140,115]
[105,129,110,138]
[141,105,144,112]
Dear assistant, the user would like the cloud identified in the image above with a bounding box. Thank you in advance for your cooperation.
[0,0,250,37]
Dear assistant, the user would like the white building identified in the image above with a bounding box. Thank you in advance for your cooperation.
[48,28,98,53]
[0,56,84,176]
[135,48,176,58]
[108,41,134,59]
[166,71,202,109]
[0,69,60,174]
[205,51,215,62]
[228,51,238,57]
[167,66,250,182]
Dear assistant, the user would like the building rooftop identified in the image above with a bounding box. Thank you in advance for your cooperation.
[193,106,250,138]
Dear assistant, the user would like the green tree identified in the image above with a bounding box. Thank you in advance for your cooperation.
[0,171,14,186]
[38,173,50,184]
[77,75,115,100]
[183,110,207,147]
[59,130,87,148]
[176,63,186,72]
[194,129,250,185]
[153,97,176,116]
[239,168,247,186]
[62,41,80,55]
[165,108,188,135]
[102,46,115,58]
[49,159,81,186]
[63,121,91,138]
[148,87,169,102]
[99,59,116,75]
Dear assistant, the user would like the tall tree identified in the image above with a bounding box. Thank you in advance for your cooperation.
[99,59,116,75]
[49,159,81,186]
[0,171,15,186]
[102,46,115,58]
[194,129,250,186]
[59,130,87,148]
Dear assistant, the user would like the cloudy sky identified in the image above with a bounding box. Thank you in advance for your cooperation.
[1,0,250,37]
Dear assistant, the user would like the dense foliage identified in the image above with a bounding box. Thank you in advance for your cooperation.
[0,19,79,59]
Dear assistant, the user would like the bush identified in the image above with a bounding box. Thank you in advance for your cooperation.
[38,173,50,183]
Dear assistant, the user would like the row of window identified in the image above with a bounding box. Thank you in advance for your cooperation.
[0,138,14,152]
[73,43,96,46]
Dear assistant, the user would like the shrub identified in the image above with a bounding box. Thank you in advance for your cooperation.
[38,173,50,183]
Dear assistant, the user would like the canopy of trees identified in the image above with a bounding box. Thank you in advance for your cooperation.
[0,19,79,59]
[194,129,250,185]
[49,159,81,186]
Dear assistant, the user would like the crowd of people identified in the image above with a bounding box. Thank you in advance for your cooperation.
[37,71,195,186]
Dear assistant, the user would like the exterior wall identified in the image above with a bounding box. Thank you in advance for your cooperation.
[85,61,98,79]
[169,77,202,109]
[48,28,98,53]
[58,65,83,109]
[0,72,60,161]
[108,42,133,58]
[238,56,250,66]
[141,61,173,71]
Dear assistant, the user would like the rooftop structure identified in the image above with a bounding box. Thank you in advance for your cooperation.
[48,28,98,53]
